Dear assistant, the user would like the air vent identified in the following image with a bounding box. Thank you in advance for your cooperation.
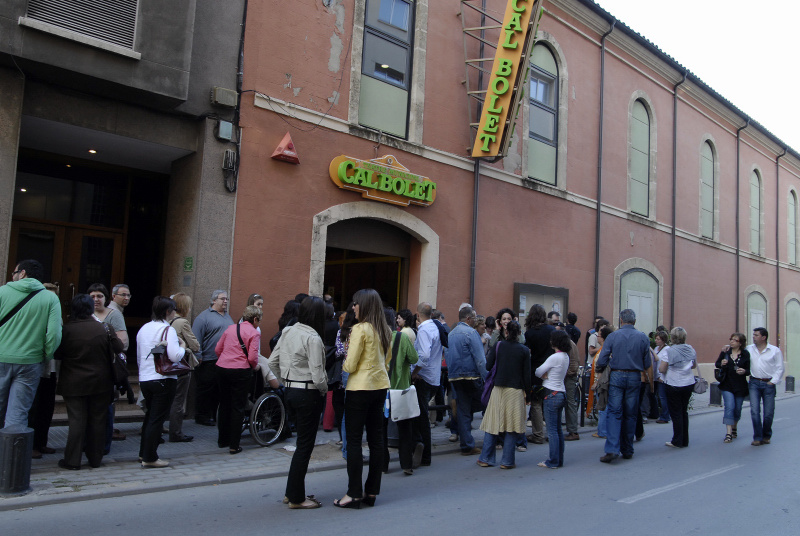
[26,0,139,49]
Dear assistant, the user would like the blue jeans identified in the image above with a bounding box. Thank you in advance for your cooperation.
[451,379,482,451]
[0,362,43,427]
[597,408,608,437]
[478,431,518,466]
[721,390,745,426]
[605,370,640,456]
[657,382,671,421]
[543,391,565,467]
[749,379,776,441]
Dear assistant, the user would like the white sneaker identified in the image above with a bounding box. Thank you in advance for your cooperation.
[448,434,458,442]
[526,420,532,427]
[142,459,170,468]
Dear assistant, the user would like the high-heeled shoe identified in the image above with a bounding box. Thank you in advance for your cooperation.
[333,496,362,509]
[362,495,376,507]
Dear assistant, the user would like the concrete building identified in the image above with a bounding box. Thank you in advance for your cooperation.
[234,0,800,377]
[0,0,245,329]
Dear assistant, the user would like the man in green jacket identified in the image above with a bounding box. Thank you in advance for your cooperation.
[0,259,62,427]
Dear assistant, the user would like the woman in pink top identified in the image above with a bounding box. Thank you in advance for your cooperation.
[214,305,262,454]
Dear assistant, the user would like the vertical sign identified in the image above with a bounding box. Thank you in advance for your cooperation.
[471,0,543,158]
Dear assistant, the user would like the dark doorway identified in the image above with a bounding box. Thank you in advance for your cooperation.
[323,218,412,311]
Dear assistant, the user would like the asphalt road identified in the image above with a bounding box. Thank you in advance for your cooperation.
[3,396,799,535]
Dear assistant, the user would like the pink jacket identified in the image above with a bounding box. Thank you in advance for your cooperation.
[215,322,260,369]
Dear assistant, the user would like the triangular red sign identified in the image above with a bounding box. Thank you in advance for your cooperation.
[271,132,300,164]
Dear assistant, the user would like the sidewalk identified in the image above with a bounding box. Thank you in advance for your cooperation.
[1,387,795,511]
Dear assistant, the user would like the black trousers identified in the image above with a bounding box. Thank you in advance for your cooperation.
[284,387,324,504]
[63,391,112,468]
[194,360,220,422]
[216,366,252,449]
[412,379,437,464]
[345,389,386,498]
[139,379,177,462]
[383,416,414,471]
[29,372,57,449]
[665,384,693,447]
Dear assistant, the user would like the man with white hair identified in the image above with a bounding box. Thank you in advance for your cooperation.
[595,309,651,463]
[192,289,233,426]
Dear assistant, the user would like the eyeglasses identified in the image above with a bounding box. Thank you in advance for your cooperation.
[115,293,131,298]
[217,297,229,301]
[11,269,22,276]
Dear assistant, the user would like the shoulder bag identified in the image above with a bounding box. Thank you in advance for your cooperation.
[693,374,709,394]
[384,332,420,422]
[102,323,129,384]
[150,326,191,376]
[480,341,501,407]
[0,288,43,329]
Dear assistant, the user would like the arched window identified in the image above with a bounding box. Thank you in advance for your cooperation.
[786,298,800,379]
[750,170,762,255]
[700,141,715,238]
[747,291,768,335]
[629,100,651,216]
[528,44,558,185]
[789,191,798,265]
[620,268,659,336]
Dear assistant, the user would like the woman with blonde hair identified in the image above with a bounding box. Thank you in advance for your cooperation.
[336,288,391,508]
[659,327,697,448]
[168,292,200,442]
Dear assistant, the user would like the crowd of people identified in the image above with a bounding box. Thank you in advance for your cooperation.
[0,258,787,506]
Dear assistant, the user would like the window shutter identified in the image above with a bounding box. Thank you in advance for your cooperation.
[27,0,138,49]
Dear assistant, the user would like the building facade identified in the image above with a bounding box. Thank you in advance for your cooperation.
[0,0,245,328]
[234,0,800,377]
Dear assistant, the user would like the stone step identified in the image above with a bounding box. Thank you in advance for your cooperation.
[51,376,145,425]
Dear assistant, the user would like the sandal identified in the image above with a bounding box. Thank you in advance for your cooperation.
[333,496,362,509]
[731,428,737,438]
[476,460,490,467]
[724,434,733,443]
[289,497,322,509]
[500,464,515,470]
[284,494,316,504]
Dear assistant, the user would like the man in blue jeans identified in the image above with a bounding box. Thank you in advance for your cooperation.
[444,306,487,455]
[595,309,651,463]
[746,327,784,446]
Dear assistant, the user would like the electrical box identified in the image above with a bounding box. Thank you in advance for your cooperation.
[211,87,238,108]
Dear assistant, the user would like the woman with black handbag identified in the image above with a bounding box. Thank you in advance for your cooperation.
[136,296,186,468]
[715,333,751,443]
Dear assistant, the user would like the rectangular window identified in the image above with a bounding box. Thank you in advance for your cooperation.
[25,0,139,49]
[359,0,414,139]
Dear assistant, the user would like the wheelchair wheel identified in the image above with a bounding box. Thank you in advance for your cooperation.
[249,392,285,447]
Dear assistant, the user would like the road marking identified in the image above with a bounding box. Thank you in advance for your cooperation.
[617,464,744,504]
[773,417,788,423]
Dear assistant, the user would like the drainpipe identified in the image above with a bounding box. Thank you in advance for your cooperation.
[776,148,787,347]
[469,0,487,307]
[669,71,687,328]
[735,119,749,331]
[228,0,249,193]
[592,18,615,319]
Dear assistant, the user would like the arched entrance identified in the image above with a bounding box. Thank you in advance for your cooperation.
[310,202,439,307]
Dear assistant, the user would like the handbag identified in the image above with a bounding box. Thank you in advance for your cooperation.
[102,323,129,384]
[713,367,726,383]
[150,326,191,376]
[384,332,421,422]
[693,375,709,394]
[480,341,501,407]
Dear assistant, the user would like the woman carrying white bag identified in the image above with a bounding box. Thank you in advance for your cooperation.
[382,306,420,475]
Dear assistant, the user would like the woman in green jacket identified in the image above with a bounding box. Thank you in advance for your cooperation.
[382,306,419,475]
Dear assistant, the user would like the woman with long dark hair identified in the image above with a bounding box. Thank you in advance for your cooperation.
[536,330,571,469]
[335,289,391,508]
[136,296,186,468]
[524,304,554,445]
[55,294,123,470]
[269,296,327,509]
[396,308,417,344]
[715,333,750,442]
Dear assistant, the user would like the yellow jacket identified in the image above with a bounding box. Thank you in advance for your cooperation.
[343,323,390,391]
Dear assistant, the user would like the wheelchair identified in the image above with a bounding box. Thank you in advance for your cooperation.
[242,370,287,447]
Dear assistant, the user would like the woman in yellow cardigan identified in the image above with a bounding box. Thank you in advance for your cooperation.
[335,288,391,509]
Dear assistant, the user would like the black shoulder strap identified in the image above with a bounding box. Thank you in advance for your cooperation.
[388,331,402,381]
[237,323,248,357]
[0,288,44,329]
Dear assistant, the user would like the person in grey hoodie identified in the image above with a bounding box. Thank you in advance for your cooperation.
[658,327,697,448]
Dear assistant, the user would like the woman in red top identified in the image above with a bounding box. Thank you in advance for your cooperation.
[214,305,262,454]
